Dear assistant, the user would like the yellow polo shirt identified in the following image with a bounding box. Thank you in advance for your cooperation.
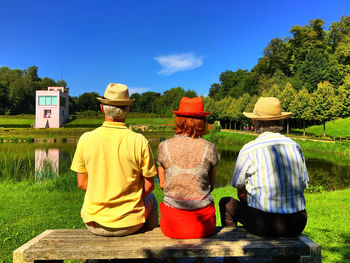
[71,121,157,228]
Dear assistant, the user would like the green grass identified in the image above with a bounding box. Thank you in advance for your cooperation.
[0,114,173,129]
[209,130,350,155]
[0,114,35,119]
[63,118,104,127]
[64,117,174,128]
[1,173,349,262]
[0,118,34,128]
[294,117,350,138]
[0,127,92,140]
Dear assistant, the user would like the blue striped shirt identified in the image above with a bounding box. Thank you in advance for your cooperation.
[231,132,309,214]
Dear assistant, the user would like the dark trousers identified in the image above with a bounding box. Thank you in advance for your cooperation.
[219,197,307,237]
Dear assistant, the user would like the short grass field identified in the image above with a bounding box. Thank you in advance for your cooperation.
[293,117,350,138]
[211,129,350,155]
[63,117,174,127]
[1,173,349,262]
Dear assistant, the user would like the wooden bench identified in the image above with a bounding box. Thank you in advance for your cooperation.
[13,227,321,263]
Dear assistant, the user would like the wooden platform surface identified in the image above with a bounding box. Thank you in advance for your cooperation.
[13,227,321,263]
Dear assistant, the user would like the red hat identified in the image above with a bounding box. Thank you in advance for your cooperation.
[172,97,210,117]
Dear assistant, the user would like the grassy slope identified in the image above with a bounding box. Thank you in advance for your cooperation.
[294,117,350,138]
[210,131,350,155]
[1,174,349,262]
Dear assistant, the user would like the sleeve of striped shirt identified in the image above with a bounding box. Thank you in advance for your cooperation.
[231,150,250,188]
[297,146,309,187]
[301,152,309,187]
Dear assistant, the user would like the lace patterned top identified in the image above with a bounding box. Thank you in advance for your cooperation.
[157,135,218,210]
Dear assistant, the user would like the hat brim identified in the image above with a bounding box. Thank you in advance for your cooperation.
[243,112,292,120]
[172,111,210,117]
[97,97,134,106]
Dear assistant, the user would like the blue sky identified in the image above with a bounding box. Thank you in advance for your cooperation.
[1,0,350,97]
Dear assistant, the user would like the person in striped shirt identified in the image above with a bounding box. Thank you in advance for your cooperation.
[219,97,308,237]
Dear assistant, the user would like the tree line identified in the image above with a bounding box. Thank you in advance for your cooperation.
[0,66,104,115]
[205,14,350,136]
[0,65,197,116]
[0,66,68,115]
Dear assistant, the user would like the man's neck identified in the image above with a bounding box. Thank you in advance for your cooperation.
[104,115,125,123]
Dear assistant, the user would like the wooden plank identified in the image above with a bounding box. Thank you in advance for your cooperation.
[13,227,317,262]
[13,230,54,263]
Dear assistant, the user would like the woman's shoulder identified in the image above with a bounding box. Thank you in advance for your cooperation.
[203,139,217,151]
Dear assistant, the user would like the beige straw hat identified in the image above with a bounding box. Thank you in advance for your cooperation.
[243,97,292,120]
[97,83,134,106]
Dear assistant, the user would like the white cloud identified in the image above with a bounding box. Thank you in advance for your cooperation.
[154,53,203,75]
[128,87,150,95]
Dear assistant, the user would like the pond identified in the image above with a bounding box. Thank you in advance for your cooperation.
[0,142,349,190]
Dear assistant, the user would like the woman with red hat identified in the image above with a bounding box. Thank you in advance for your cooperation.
[157,97,218,239]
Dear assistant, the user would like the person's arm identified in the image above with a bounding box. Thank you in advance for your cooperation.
[158,165,166,191]
[77,172,88,192]
[143,176,155,198]
[209,166,216,192]
[237,186,247,204]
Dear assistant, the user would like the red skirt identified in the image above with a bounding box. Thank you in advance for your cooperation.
[160,202,216,239]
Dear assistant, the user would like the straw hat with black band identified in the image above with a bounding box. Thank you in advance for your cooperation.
[243,97,292,121]
[97,83,134,106]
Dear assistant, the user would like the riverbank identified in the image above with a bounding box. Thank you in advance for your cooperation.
[1,174,349,262]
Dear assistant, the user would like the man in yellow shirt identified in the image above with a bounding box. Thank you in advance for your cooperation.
[71,83,158,236]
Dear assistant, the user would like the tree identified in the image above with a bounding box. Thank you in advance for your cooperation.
[27,66,39,81]
[0,82,8,114]
[208,83,221,100]
[311,81,337,136]
[333,74,350,118]
[266,84,281,98]
[184,89,197,98]
[155,87,190,115]
[287,19,328,75]
[39,77,57,90]
[77,92,101,112]
[69,96,79,114]
[209,69,254,100]
[56,80,67,88]
[230,93,252,130]
[204,97,219,123]
[216,97,233,129]
[8,76,37,114]
[255,38,289,76]
[279,83,297,134]
[295,49,331,92]
[289,88,312,136]
[0,66,68,114]
[329,15,350,83]
[329,14,350,54]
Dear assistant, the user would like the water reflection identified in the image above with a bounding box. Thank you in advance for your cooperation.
[0,142,348,190]
[217,148,350,190]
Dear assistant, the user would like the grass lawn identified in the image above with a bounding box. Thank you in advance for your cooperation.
[63,117,174,128]
[0,118,34,127]
[294,117,350,138]
[211,130,350,155]
[1,173,349,262]
[0,114,173,129]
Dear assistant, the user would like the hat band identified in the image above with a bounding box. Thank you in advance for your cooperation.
[254,110,281,117]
